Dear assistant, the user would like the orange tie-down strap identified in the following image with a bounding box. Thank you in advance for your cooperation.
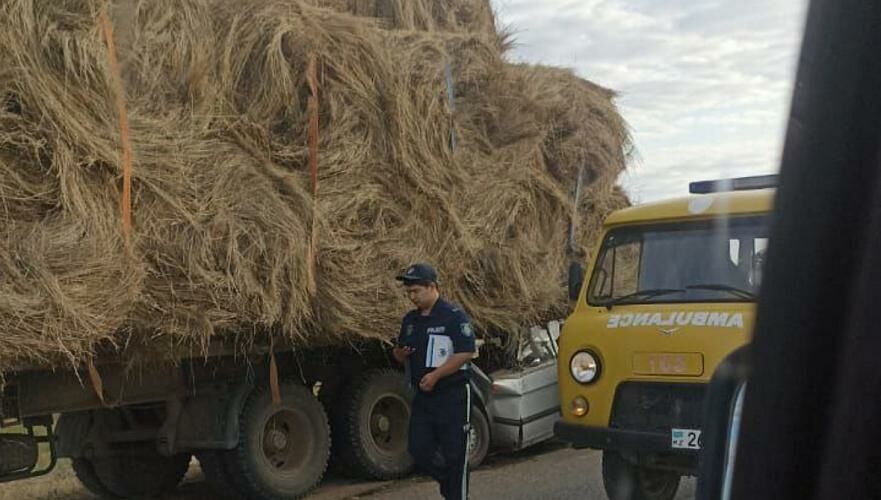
[86,359,107,406]
[86,359,124,408]
[98,2,134,238]
[270,351,282,405]
[306,54,320,297]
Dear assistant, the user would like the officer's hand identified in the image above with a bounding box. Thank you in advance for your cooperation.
[392,346,415,364]
[419,372,438,392]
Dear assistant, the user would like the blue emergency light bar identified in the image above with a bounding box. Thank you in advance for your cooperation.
[689,174,779,194]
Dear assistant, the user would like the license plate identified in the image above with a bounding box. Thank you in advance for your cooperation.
[632,353,704,376]
[671,428,702,449]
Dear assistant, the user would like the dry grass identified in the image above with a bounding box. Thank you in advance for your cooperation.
[0,0,630,371]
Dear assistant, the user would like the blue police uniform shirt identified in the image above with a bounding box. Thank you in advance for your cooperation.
[398,298,476,393]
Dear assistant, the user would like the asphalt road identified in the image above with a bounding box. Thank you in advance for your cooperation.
[1,442,697,500]
[355,442,697,500]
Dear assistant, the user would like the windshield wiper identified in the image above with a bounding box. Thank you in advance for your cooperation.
[601,288,685,309]
[685,283,757,300]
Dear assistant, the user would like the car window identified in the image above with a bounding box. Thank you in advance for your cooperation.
[517,325,558,367]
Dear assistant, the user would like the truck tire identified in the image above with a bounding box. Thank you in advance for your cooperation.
[91,449,191,498]
[71,458,121,499]
[467,405,490,470]
[197,450,240,498]
[331,369,414,480]
[602,451,680,500]
[224,380,330,500]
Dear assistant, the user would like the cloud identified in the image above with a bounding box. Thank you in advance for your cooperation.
[493,0,808,202]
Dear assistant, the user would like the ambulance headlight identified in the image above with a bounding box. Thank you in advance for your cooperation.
[570,351,600,384]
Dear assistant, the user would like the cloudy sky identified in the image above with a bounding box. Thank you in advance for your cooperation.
[492,0,809,202]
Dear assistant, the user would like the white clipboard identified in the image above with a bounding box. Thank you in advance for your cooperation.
[426,334,453,368]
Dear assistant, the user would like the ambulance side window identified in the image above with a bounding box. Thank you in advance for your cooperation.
[591,237,641,299]
[752,238,769,287]
[592,249,614,298]
[728,236,769,290]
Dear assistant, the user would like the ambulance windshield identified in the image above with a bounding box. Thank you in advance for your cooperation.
[588,216,769,306]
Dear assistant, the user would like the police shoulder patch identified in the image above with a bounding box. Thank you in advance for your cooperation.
[461,322,474,337]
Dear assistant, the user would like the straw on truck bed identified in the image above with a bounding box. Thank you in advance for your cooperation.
[0,1,631,497]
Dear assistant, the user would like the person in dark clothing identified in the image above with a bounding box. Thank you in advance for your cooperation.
[392,263,476,500]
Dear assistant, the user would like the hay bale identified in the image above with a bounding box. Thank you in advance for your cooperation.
[310,0,501,38]
[0,0,630,370]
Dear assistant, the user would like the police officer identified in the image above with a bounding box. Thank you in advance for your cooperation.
[392,263,475,500]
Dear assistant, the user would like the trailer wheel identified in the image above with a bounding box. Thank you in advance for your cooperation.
[71,458,121,499]
[224,381,330,500]
[467,405,490,470]
[90,448,190,498]
[602,451,680,500]
[332,369,414,480]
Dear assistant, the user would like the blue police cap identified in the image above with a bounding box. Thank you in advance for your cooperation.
[396,263,439,285]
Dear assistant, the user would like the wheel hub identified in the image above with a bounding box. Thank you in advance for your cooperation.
[261,409,312,472]
[368,394,410,454]
[377,415,391,433]
[267,428,288,451]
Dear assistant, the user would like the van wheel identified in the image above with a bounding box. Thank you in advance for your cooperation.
[331,369,415,480]
[223,381,330,499]
[602,451,680,500]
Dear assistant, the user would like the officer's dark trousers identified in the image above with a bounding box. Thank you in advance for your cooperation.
[408,383,471,500]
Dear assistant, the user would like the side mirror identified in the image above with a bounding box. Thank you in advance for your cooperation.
[568,261,585,301]
[697,345,751,500]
